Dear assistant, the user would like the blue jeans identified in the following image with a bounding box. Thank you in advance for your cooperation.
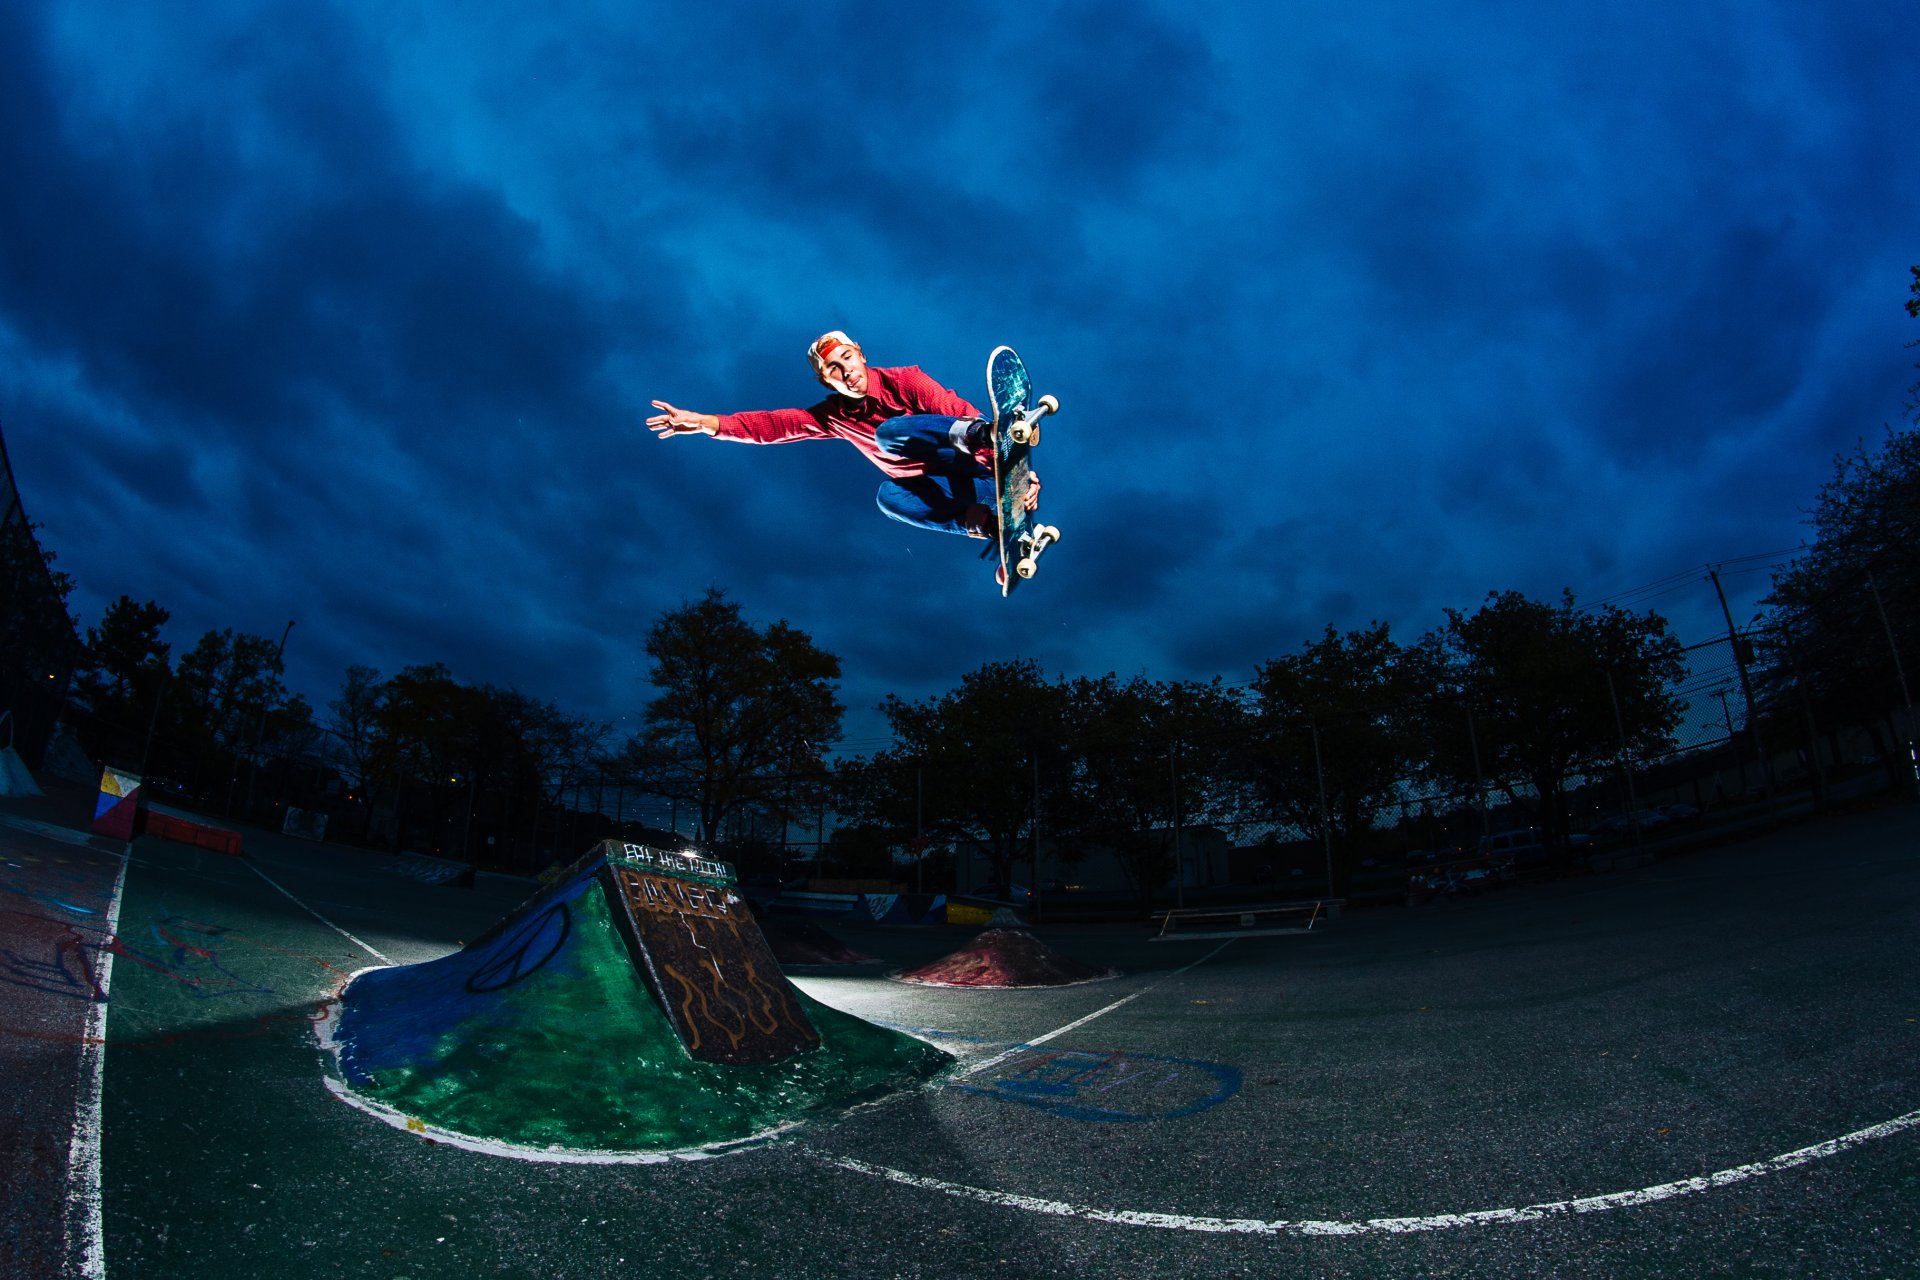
[873,414,995,536]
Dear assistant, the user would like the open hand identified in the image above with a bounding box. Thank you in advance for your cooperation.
[646,401,718,438]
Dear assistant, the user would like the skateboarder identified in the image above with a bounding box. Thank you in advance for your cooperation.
[647,331,1041,542]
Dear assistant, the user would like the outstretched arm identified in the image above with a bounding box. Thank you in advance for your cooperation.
[647,401,719,438]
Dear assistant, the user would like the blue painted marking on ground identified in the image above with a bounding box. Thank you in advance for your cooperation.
[954,1048,1242,1123]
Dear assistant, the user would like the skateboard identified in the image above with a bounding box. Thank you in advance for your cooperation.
[984,345,1061,597]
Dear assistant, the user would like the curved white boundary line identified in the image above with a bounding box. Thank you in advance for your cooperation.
[311,982,799,1166]
[817,1106,1920,1236]
[317,1074,799,1165]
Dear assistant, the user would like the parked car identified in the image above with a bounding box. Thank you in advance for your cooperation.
[976,881,1034,904]
[1661,802,1701,822]
[1479,827,1592,868]
[1591,810,1670,837]
[1479,829,1543,858]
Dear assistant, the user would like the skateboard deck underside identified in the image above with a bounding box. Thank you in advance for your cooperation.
[987,346,1039,598]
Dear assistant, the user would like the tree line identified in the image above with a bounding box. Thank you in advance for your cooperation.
[45,570,1682,891]
[66,602,612,863]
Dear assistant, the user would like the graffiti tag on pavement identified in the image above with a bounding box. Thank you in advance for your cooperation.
[955,1048,1241,1122]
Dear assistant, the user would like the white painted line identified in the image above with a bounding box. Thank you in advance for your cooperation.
[309,991,793,1164]
[316,1074,798,1164]
[957,940,1235,1080]
[820,1106,1920,1236]
[62,841,129,1280]
[245,860,395,965]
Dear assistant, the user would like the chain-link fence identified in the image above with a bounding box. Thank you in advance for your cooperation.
[0,423,81,769]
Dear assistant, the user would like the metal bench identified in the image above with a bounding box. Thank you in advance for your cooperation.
[1151,899,1343,940]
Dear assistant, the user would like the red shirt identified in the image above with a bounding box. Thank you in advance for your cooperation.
[712,365,981,480]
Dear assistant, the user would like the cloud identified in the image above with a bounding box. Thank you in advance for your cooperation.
[3,0,1916,759]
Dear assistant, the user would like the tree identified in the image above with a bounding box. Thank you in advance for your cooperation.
[172,630,288,750]
[70,596,172,768]
[517,691,612,818]
[1431,591,1686,845]
[364,665,609,864]
[168,628,291,801]
[1758,424,1920,780]
[1059,674,1249,904]
[1904,265,1918,421]
[328,665,385,801]
[853,659,1074,895]
[0,513,79,768]
[1247,622,1435,891]
[370,664,493,852]
[260,694,321,772]
[74,596,171,709]
[634,589,843,845]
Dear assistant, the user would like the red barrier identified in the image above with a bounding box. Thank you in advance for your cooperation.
[140,810,243,856]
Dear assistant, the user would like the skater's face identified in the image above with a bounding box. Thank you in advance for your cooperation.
[818,344,869,397]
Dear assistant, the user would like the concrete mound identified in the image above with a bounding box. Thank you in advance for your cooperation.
[895,927,1117,988]
[323,840,949,1155]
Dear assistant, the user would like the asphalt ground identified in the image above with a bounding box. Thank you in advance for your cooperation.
[2,787,1916,1279]
[0,807,125,1277]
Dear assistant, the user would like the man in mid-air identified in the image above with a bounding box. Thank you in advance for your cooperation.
[647,331,1040,564]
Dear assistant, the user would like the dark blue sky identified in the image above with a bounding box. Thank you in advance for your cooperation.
[3,1,1916,752]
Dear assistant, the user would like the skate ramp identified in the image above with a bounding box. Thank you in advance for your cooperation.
[325,841,950,1154]
[0,745,39,797]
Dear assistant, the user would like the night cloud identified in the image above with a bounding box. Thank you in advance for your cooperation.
[3,0,1915,753]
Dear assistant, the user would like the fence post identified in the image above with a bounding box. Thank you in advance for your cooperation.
[1866,572,1920,798]
[1310,717,1334,898]
[1605,669,1642,858]
[1710,567,1775,807]
[1464,699,1489,844]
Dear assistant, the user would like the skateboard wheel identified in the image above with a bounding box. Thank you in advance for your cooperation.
[1010,422,1034,446]
[1037,394,1059,417]
[1017,557,1038,579]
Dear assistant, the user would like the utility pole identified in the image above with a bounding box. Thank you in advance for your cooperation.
[1170,739,1183,911]
[1464,699,1489,844]
[137,671,168,786]
[1865,572,1920,797]
[1030,751,1042,925]
[460,770,477,860]
[1708,568,1773,806]
[1605,669,1642,858]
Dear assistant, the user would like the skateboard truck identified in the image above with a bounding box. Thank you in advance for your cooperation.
[1016,525,1061,579]
[1009,394,1059,447]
